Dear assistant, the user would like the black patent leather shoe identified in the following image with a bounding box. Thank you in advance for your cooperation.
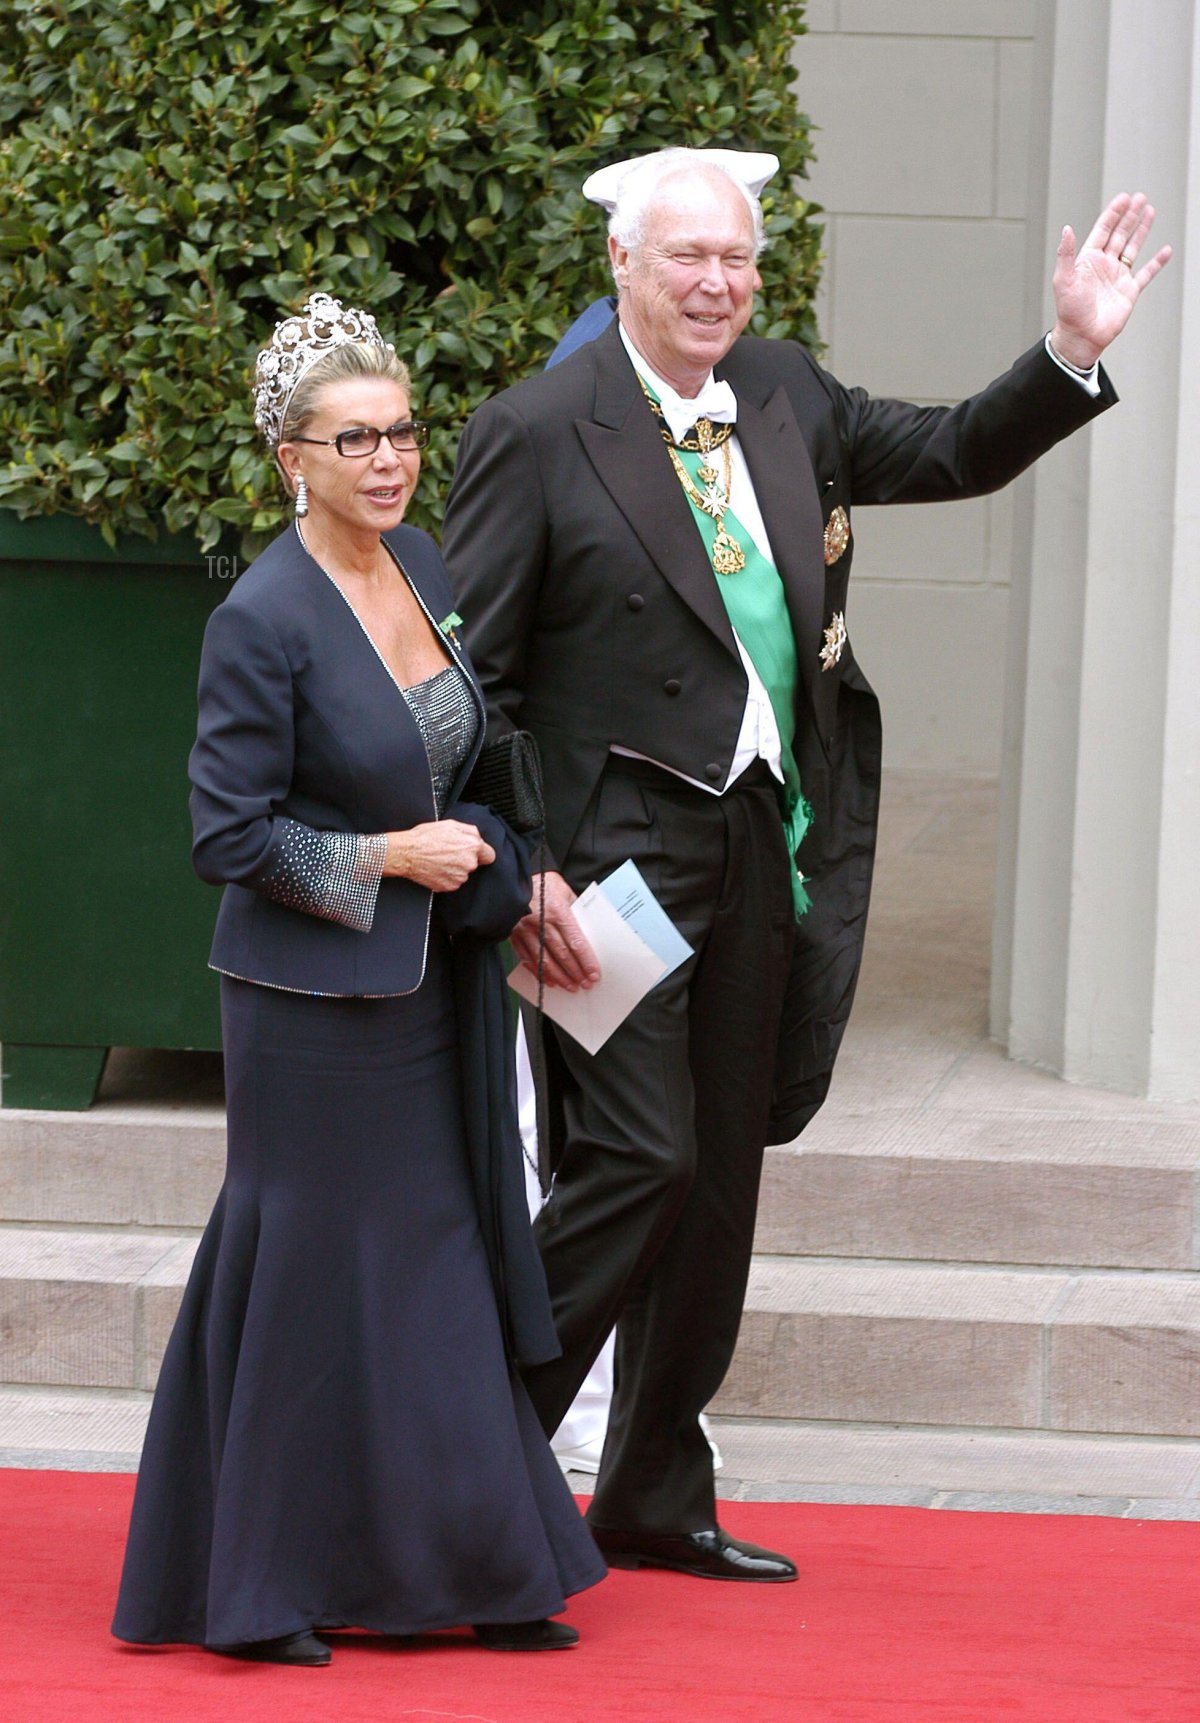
[215,1630,332,1665]
[473,1618,580,1651]
[591,1524,798,1582]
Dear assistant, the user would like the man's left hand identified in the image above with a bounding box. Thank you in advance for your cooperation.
[1050,191,1172,370]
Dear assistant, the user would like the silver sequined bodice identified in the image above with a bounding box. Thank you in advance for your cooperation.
[402,663,479,815]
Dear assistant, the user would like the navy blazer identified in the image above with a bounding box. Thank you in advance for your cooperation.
[189,521,528,995]
[546,295,617,367]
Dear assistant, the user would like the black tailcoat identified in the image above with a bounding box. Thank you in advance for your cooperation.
[442,323,1115,1142]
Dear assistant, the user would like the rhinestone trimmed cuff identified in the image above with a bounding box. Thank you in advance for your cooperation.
[262,821,387,933]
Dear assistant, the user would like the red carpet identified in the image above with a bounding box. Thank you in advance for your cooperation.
[0,1470,1195,1722]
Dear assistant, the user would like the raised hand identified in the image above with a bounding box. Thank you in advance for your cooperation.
[1050,192,1172,370]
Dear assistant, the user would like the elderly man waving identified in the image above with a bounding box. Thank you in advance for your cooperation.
[442,147,1169,1583]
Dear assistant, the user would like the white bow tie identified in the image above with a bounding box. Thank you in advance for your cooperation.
[655,377,738,445]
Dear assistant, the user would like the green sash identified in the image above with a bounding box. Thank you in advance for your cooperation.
[672,439,813,918]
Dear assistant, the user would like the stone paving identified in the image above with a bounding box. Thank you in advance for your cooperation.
[6,1388,1200,1520]
[566,1418,1200,1519]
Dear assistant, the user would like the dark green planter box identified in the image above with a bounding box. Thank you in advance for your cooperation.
[0,510,241,1107]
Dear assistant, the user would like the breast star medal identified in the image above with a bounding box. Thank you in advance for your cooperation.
[820,611,848,672]
[823,505,850,566]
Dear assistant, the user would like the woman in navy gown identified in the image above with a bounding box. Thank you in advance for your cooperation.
[111,293,605,1665]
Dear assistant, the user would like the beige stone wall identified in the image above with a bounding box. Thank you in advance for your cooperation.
[992,0,1200,1101]
[794,1,1038,770]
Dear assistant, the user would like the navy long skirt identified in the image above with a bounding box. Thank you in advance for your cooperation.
[112,931,604,1648]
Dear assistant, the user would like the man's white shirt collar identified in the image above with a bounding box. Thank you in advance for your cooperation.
[618,323,737,443]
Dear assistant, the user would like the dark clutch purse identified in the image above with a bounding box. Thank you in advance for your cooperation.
[463,730,544,834]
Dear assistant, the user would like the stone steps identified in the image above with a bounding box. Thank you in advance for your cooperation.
[6,773,1200,1509]
[0,1387,151,1472]
[756,1106,1200,1270]
[4,1216,1200,1442]
[0,1107,222,1229]
[0,1046,225,1230]
[8,769,1198,1511]
[713,1256,1200,1438]
[0,1225,198,1393]
[6,1092,1199,1271]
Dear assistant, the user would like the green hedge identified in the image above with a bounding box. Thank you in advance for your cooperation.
[0,0,821,551]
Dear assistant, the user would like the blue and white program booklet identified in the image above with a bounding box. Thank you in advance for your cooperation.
[507,859,693,1055]
[597,859,693,983]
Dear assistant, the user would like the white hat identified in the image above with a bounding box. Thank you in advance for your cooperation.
[581,147,780,213]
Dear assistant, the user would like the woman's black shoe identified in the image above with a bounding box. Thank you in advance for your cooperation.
[473,1618,579,1651]
[216,1630,332,1665]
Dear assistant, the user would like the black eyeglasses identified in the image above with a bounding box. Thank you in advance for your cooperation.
[291,420,431,457]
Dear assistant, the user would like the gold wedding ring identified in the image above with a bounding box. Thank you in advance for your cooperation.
[1119,250,1135,267]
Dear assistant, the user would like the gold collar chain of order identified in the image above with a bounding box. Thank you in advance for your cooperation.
[637,379,745,574]
[637,374,736,454]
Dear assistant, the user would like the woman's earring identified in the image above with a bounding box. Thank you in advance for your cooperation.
[294,474,309,519]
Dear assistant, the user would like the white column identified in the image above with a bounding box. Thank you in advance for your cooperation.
[993,0,1200,1100]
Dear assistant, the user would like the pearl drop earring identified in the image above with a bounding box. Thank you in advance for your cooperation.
[294,475,309,519]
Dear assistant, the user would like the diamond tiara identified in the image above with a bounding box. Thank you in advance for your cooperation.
[253,291,393,448]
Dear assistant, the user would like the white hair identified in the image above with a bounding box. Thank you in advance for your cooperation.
[607,149,766,259]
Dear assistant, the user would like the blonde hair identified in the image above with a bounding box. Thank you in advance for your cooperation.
[278,341,413,446]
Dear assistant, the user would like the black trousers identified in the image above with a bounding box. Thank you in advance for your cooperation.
[521,757,796,1533]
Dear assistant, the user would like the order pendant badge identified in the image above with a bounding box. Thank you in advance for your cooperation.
[711,526,746,575]
[823,505,850,566]
[820,611,848,673]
